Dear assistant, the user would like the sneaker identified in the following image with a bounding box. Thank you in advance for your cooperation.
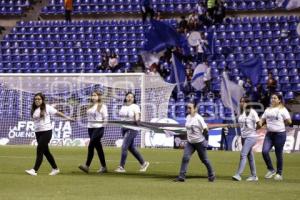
[139,161,150,172]
[78,165,89,173]
[208,175,216,182]
[232,174,242,181]
[274,174,283,181]
[173,176,185,182]
[115,166,126,173]
[49,168,60,176]
[246,176,259,182]
[264,170,276,179]
[97,167,108,173]
[25,169,37,176]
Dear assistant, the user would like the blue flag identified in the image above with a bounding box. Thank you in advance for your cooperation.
[143,20,190,55]
[167,53,186,91]
[206,27,216,55]
[237,57,263,86]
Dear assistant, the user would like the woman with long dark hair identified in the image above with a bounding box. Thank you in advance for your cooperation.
[260,93,292,181]
[79,91,108,173]
[232,97,260,181]
[115,92,149,173]
[25,93,74,176]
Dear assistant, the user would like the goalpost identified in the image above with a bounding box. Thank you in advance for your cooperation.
[0,73,175,147]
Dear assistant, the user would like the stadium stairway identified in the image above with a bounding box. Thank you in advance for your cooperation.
[0,0,50,40]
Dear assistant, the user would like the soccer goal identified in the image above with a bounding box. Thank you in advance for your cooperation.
[0,73,175,147]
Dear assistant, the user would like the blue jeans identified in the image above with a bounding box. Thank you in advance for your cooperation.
[120,128,145,167]
[236,137,257,176]
[179,141,214,179]
[262,132,286,175]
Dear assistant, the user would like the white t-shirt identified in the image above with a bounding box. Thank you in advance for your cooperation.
[261,107,291,132]
[119,104,141,130]
[87,104,108,128]
[238,109,260,138]
[185,113,208,143]
[32,104,58,132]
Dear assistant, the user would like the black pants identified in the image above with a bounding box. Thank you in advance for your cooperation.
[65,10,72,22]
[86,128,106,167]
[141,6,154,22]
[33,130,58,171]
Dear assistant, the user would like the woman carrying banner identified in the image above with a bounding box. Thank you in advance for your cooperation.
[260,93,292,181]
[232,97,260,181]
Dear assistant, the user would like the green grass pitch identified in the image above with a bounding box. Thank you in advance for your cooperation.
[0,146,299,200]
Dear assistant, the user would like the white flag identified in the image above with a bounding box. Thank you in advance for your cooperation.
[221,72,245,115]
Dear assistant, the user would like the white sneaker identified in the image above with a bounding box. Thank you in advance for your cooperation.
[115,166,126,173]
[140,161,150,172]
[25,169,37,176]
[232,174,242,181]
[49,168,60,176]
[246,176,259,182]
[274,174,283,181]
[78,165,89,173]
[97,167,108,173]
[264,170,276,179]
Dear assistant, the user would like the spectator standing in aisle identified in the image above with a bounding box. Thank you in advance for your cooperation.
[64,0,73,22]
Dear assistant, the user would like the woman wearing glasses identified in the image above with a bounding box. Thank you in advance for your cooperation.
[232,97,260,181]
[174,101,215,182]
[25,93,74,176]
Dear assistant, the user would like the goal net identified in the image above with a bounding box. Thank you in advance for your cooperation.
[0,73,175,147]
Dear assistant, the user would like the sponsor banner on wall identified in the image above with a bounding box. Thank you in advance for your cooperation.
[0,120,90,147]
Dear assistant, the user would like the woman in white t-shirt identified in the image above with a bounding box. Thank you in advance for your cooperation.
[260,93,292,181]
[115,92,149,173]
[232,97,260,182]
[174,102,215,182]
[79,91,108,174]
[25,93,74,176]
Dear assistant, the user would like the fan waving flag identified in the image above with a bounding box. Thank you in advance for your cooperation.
[166,53,186,91]
[191,63,211,91]
[141,19,190,68]
[221,71,245,115]
[143,20,190,55]
[237,57,263,86]
[276,0,300,10]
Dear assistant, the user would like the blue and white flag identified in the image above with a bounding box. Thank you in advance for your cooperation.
[221,72,245,115]
[167,53,186,91]
[191,63,211,91]
[143,20,190,55]
[276,0,300,10]
[141,19,190,69]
